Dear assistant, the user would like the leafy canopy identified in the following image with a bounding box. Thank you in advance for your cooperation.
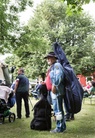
[0,0,33,53]
[5,0,95,79]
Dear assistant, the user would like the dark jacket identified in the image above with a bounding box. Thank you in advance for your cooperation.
[16,74,29,93]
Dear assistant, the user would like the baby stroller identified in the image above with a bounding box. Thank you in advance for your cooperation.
[0,86,16,124]
[0,99,15,124]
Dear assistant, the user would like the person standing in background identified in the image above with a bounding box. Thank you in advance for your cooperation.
[44,52,66,133]
[14,68,30,119]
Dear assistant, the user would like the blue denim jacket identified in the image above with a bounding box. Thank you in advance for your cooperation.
[50,62,65,96]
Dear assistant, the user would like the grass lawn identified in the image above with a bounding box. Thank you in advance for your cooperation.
[0,97,95,138]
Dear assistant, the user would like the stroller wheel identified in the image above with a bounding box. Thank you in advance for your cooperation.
[9,113,16,123]
[0,116,5,124]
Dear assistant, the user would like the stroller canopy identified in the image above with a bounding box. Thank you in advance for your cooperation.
[0,86,11,103]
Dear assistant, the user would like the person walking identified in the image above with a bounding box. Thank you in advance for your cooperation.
[14,68,30,119]
[44,52,66,133]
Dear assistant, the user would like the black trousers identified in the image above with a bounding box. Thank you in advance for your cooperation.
[16,92,30,118]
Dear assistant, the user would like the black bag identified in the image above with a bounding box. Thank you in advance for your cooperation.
[30,97,51,130]
[53,42,84,114]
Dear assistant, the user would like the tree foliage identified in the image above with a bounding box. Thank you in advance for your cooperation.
[59,0,95,15]
[0,0,33,53]
[61,0,95,5]
[5,0,95,79]
[28,0,95,76]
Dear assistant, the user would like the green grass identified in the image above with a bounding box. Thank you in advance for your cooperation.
[0,97,95,138]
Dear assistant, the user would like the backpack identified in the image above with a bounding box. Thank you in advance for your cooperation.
[30,97,51,130]
[53,42,84,114]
